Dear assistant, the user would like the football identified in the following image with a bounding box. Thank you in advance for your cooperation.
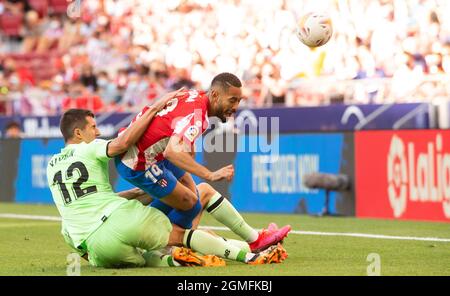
[296,12,333,48]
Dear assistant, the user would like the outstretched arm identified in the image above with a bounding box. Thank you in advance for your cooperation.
[107,89,184,158]
[164,135,234,182]
[117,188,153,206]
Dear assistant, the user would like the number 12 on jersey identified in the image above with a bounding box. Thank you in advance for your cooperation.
[53,161,98,205]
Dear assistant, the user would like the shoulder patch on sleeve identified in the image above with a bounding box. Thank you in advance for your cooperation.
[184,125,200,142]
[174,113,194,134]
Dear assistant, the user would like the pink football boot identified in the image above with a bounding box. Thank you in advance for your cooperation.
[249,223,292,253]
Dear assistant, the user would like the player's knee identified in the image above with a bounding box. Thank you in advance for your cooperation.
[197,182,216,205]
[197,182,215,196]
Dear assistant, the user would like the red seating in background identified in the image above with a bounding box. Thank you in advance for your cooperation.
[6,52,61,83]
[48,0,69,14]
[29,0,49,17]
[62,96,104,113]
[0,13,23,37]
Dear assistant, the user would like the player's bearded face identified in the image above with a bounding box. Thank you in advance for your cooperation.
[214,103,228,123]
[214,86,242,123]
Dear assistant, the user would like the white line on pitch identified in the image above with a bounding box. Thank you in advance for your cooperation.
[0,213,62,221]
[1,213,450,243]
[201,226,450,243]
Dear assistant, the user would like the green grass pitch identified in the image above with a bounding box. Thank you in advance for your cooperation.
[0,202,449,276]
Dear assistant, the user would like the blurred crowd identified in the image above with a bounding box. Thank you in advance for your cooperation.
[1,0,450,116]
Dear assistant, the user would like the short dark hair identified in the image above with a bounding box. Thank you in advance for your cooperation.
[60,109,95,142]
[5,121,21,131]
[210,72,242,91]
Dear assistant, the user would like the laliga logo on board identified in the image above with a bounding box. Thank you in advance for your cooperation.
[387,136,408,218]
[387,134,450,218]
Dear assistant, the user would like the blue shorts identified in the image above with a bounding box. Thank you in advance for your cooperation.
[115,157,186,199]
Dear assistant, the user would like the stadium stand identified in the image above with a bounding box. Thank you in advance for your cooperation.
[0,12,23,37]
[0,0,449,116]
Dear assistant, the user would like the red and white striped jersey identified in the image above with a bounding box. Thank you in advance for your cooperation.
[119,89,210,171]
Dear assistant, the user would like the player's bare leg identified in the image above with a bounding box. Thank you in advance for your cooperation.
[178,173,197,195]
[159,181,198,211]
